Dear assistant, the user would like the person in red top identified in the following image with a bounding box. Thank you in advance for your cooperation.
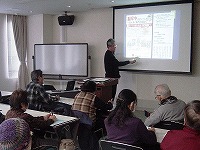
[161,100,200,150]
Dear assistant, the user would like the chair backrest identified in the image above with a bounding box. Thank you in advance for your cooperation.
[66,80,75,91]
[100,140,143,150]
[71,110,92,126]
[43,84,56,91]
[71,110,98,150]
[153,121,184,130]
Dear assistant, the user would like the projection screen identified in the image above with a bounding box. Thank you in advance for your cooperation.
[113,1,193,74]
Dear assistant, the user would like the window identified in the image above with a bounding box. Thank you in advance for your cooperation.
[7,16,20,78]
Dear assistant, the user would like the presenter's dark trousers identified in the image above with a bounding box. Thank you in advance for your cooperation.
[112,84,117,101]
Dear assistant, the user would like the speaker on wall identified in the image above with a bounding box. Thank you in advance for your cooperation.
[58,15,75,25]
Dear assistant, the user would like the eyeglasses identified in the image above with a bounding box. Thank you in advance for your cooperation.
[110,44,117,48]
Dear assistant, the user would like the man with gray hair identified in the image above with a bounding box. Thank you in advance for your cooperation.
[144,84,186,127]
[104,38,136,100]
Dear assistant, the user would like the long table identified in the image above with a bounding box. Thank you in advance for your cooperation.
[58,97,169,143]
[0,96,168,143]
[59,97,74,106]
[1,91,12,97]
[47,90,79,98]
[0,103,79,142]
[0,91,12,104]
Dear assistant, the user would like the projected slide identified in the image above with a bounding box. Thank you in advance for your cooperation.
[114,2,192,73]
[126,11,176,59]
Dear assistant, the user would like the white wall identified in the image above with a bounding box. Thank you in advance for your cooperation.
[43,15,53,43]
[18,2,200,110]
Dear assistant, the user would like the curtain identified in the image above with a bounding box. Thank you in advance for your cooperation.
[11,15,28,90]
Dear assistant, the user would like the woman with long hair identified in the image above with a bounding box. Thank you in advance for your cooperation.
[104,89,159,150]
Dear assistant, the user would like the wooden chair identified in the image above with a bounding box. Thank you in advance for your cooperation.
[99,139,143,150]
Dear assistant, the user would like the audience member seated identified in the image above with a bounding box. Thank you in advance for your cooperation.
[161,100,200,150]
[5,89,60,149]
[144,84,186,127]
[72,80,113,130]
[104,89,159,150]
[26,69,71,115]
[0,118,32,150]
[71,80,113,150]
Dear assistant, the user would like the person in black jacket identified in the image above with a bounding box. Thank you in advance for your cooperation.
[104,38,136,100]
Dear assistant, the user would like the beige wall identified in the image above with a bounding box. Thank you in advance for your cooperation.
[56,9,113,77]
[27,2,200,110]
[27,14,44,75]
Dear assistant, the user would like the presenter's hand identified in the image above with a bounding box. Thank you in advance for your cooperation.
[129,59,136,64]
[49,115,57,122]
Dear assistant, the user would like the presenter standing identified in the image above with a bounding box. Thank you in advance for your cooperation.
[104,38,136,101]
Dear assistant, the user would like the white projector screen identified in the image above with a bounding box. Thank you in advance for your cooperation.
[34,43,88,77]
[114,1,192,74]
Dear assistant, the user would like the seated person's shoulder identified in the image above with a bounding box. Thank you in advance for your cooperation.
[179,99,186,105]
[131,116,144,124]
[27,82,43,91]
[173,99,186,108]
[6,112,33,123]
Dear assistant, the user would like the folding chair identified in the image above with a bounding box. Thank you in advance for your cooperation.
[100,139,143,150]
[153,121,184,130]
[72,110,100,150]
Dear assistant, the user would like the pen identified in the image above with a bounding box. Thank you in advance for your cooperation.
[50,111,54,115]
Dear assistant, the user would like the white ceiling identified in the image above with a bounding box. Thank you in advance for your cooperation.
[0,0,181,16]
